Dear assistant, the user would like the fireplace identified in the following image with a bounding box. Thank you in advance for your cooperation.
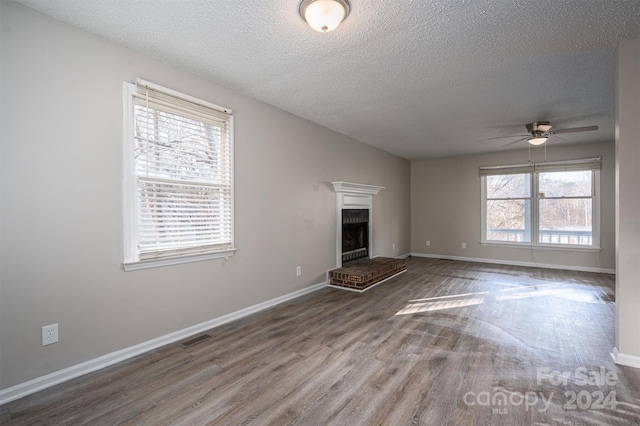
[331,182,384,267]
[342,209,369,264]
[329,182,406,293]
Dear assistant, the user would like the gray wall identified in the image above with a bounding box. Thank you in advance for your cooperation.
[411,141,615,271]
[0,2,411,389]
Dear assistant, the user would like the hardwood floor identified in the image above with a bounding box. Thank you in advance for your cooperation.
[2,257,639,425]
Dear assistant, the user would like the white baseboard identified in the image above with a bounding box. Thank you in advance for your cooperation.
[0,281,328,406]
[411,252,615,274]
[612,347,640,369]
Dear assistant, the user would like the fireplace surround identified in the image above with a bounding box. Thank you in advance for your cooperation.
[331,182,384,267]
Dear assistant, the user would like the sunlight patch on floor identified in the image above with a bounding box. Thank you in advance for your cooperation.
[408,292,489,303]
[395,281,598,316]
[497,287,599,303]
[395,296,485,315]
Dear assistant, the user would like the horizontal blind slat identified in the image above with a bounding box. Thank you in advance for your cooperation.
[138,176,231,188]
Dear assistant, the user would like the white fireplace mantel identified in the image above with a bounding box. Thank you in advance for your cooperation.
[331,182,384,267]
[331,182,385,195]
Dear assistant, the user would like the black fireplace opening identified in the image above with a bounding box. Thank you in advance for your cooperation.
[342,209,369,264]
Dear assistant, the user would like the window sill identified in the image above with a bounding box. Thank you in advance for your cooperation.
[123,248,237,271]
[480,242,601,252]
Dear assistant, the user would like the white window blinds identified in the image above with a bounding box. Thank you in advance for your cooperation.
[479,158,601,176]
[124,80,234,265]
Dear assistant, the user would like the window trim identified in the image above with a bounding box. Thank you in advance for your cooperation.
[482,172,533,243]
[122,81,236,271]
[480,159,601,251]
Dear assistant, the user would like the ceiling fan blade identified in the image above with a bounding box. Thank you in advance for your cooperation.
[552,125,598,134]
[488,134,529,140]
[501,137,529,147]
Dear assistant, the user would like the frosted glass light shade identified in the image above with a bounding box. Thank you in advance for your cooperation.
[529,137,548,145]
[300,0,350,32]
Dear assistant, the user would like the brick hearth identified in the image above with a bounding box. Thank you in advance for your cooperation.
[328,257,407,292]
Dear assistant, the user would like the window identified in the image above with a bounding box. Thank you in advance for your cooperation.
[123,80,234,270]
[485,173,532,243]
[480,158,600,249]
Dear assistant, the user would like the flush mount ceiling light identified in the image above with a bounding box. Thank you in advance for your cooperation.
[299,0,350,32]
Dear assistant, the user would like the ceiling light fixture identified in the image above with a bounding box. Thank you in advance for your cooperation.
[528,137,548,145]
[527,122,550,145]
[299,0,350,32]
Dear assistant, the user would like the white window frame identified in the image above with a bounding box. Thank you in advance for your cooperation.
[122,80,235,271]
[480,158,601,252]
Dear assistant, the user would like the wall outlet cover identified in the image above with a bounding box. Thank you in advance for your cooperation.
[42,324,59,346]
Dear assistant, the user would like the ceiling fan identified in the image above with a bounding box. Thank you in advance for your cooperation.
[491,121,599,147]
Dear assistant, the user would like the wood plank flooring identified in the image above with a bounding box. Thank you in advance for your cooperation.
[2,257,639,425]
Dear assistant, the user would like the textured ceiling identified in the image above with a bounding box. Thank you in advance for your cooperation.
[13,0,640,160]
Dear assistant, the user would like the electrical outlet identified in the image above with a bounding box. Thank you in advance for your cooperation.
[462,243,467,249]
[296,266,302,277]
[392,243,396,250]
[426,240,430,246]
[42,324,58,346]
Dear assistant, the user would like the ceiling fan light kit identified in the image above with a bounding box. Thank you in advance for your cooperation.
[299,0,350,32]
[528,137,548,145]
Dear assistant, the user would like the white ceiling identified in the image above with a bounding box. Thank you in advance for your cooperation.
[14,0,640,160]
